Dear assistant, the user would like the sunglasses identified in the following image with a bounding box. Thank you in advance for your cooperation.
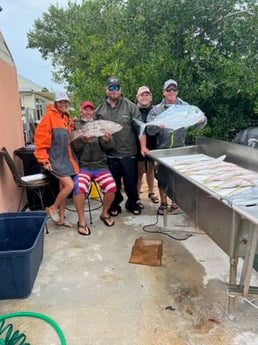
[166,87,178,93]
[108,85,121,91]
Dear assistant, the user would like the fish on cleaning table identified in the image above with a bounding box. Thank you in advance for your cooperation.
[214,177,255,189]
[227,186,258,206]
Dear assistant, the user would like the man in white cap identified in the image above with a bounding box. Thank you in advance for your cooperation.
[145,79,207,215]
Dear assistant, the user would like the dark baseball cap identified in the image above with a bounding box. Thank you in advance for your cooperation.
[106,77,121,87]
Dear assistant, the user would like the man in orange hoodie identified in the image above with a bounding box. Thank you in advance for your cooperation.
[34,90,80,230]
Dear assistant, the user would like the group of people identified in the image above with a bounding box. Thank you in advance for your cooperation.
[34,77,207,236]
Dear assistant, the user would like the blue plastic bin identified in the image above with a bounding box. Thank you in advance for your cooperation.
[0,211,47,299]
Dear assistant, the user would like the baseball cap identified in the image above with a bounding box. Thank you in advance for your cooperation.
[81,100,95,109]
[54,90,70,102]
[137,86,152,96]
[163,79,178,90]
[106,77,121,87]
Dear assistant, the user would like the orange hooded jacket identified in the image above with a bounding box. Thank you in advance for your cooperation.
[34,103,79,176]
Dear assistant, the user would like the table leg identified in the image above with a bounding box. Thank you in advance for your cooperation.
[240,224,258,297]
[228,257,238,315]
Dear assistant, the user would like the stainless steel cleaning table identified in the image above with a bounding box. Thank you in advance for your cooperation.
[148,137,258,314]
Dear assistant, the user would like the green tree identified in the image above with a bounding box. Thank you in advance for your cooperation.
[27,0,258,139]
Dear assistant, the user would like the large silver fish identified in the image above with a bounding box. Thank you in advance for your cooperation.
[70,120,122,141]
[134,104,205,135]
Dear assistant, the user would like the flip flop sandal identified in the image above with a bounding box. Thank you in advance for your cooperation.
[56,219,74,228]
[100,215,115,227]
[45,207,60,223]
[148,193,159,204]
[77,223,91,236]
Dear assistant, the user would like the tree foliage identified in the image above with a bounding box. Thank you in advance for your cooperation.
[27,0,258,141]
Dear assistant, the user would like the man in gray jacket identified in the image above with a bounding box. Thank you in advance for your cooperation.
[95,77,142,216]
[146,79,207,215]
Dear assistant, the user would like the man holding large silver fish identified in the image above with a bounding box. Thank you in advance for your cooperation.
[144,79,207,215]
[95,77,143,216]
[72,101,117,233]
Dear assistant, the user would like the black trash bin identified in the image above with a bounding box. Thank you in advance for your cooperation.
[14,146,59,210]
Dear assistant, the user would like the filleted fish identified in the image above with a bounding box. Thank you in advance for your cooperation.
[227,186,258,206]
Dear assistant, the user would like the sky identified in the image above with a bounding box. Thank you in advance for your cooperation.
[0,0,78,91]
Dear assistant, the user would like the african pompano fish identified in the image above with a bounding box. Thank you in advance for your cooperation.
[134,104,205,135]
[70,120,122,141]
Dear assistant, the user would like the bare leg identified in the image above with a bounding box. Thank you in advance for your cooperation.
[47,176,74,223]
[146,161,155,194]
[73,193,86,225]
[158,187,167,204]
[146,161,159,204]
[73,193,90,235]
[102,192,115,217]
[101,191,115,226]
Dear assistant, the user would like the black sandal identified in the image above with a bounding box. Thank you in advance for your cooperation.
[77,222,91,236]
[157,202,168,215]
[125,204,142,215]
[170,204,183,214]
[100,215,115,227]
[148,192,159,204]
[137,199,144,209]
[108,205,122,217]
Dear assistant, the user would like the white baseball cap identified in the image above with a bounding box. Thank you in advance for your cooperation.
[55,90,70,102]
[163,79,178,90]
[137,86,152,96]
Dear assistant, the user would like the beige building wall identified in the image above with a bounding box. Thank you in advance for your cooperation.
[0,32,25,212]
[18,75,54,123]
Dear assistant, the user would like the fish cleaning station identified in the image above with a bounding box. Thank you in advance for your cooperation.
[149,136,258,314]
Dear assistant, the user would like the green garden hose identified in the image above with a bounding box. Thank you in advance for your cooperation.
[0,311,67,345]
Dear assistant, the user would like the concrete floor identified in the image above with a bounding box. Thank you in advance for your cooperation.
[1,187,258,345]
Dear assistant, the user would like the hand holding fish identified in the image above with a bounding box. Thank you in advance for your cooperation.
[102,131,112,142]
[82,135,94,142]
[198,116,206,124]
